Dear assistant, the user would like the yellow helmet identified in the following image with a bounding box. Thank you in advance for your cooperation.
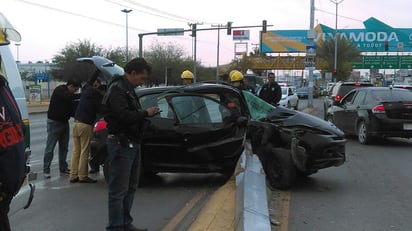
[230,70,243,82]
[181,70,194,79]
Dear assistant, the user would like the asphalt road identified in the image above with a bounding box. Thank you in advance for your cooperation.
[10,112,227,231]
[272,98,412,231]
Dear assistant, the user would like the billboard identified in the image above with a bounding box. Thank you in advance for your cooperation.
[233,30,250,41]
[261,17,412,53]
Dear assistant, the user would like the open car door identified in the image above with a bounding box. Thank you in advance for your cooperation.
[140,92,246,174]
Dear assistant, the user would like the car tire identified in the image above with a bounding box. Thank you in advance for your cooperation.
[287,101,292,109]
[358,121,372,144]
[265,148,296,190]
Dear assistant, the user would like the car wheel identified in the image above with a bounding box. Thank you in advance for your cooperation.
[265,148,296,190]
[287,101,292,109]
[358,121,372,144]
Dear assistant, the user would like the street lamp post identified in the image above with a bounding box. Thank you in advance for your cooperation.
[15,43,20,63]
[330,0,344,82]
[121,9,132,62]
[211,24,223,81]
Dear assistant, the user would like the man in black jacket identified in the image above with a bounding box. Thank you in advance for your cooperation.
[69,70,103,183]
[0,75,26,231]
[43,80,81,179]
[258,72,282,105]
[102,58,158,231]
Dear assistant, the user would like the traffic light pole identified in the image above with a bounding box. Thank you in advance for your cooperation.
[307,0,315,108]
[137,24,272,58]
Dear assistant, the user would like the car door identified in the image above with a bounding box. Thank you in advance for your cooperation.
[141,92,246,170]
[333,91,357,133]
[346,90,367,134]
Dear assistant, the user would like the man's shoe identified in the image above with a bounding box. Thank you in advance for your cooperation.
[60,169,70,175]
[79,177,97,183]
[89,169,99,174]
[44,173,51,179]
[125,224,147,231]
[69,177,79,183]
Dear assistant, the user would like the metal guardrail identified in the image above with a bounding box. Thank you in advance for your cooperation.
[235,141,271,231]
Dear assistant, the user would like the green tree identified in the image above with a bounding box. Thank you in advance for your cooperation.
[316,37,361,82]
[52,39,103,82]
[144,41,195,86]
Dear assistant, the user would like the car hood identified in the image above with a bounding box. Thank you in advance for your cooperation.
[267,107,344,137]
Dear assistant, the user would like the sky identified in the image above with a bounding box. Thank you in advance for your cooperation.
[2,0,412,67]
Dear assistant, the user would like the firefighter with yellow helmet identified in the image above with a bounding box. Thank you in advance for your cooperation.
[229,70,245,89]
[181,70,194,85]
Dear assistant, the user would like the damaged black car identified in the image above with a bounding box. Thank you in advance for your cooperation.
[82,56,347,190]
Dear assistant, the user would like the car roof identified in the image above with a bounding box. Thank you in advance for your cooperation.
[135,83,240,97]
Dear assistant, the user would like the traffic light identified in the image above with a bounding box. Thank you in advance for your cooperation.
[384,41,389,51]
[191,24,197,37]
[333,68,337,76]
[227,21,232,35]
[262,20,267,33]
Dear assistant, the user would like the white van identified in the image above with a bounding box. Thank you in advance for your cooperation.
[1,11,35,214]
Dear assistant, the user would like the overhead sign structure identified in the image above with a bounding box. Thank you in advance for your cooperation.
[157,28,184,36]
[352,55,412,69]
[261,17,412,53]
[233,30,250,41]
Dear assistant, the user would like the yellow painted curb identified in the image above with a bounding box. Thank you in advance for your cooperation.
[188,177,236,231]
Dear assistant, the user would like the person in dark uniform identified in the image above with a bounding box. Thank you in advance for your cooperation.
[43,80,81,179]
[101,58,159,231]
[258,72,281,105]
[0,75,26,231]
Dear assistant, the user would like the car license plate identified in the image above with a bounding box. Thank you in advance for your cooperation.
[403,123,412,130]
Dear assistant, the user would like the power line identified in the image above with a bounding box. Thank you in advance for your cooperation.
[123,0,218,25]
[105,0,191,24]
[16,0,150,32]
[315,7,363,22]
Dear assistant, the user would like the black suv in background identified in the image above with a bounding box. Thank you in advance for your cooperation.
[324,82,373,120]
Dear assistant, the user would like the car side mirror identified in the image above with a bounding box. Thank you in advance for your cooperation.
[236,116,248,127]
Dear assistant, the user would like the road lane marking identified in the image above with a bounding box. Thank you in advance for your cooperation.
[278,190,291,231]
[161,191,205,231]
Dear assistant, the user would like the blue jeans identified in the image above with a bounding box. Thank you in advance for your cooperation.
[106,137,141,231]
[43,119,70,173]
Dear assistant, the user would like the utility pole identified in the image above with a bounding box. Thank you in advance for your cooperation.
[189,22,202,82]
[330,0,345,82]
[121,9,132,61]
[211,24,223,81]
[307,0,315,108]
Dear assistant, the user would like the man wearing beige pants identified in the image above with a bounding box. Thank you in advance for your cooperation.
[70,70,104,183]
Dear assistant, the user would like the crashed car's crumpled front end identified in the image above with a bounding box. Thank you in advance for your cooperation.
[243,90,346,189]
[276,109,346,174]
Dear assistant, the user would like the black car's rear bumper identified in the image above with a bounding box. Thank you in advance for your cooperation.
[369,116,412,138]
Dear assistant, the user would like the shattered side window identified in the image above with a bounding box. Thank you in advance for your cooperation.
[242,90,275,120]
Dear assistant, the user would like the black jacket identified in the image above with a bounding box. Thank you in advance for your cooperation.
[0,76,26,206]
[48,85,80,122]
[75,72,103,125]
[101,76,148,143]
[258,82,282,105]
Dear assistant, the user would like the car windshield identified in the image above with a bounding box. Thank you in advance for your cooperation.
[371,89,412,101]
[242,90,275,120]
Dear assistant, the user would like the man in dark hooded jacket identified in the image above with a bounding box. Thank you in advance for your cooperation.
[0,75,26,231]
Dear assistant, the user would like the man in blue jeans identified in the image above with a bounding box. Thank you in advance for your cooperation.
[101,58,159,231]
[43,80,81,178]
